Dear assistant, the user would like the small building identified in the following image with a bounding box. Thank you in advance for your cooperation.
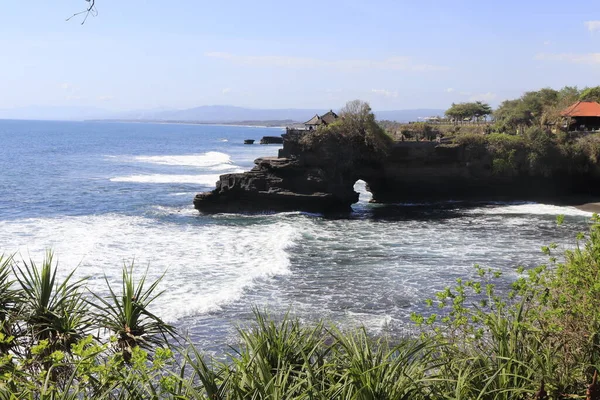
[304,110,339,130]
[561,101,600,132]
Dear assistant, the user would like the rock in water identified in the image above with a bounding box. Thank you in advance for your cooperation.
[259,136,284,144]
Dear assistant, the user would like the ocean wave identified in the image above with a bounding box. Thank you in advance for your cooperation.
[0,214,298,323]
[134,151,233,169]
[465,203,593,217]
[110,173,229,185]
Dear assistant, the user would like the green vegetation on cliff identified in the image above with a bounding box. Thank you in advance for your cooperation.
[454,129,600,177]
[377,86,600,179]
[3,215,600,398]
[300,100,393,165]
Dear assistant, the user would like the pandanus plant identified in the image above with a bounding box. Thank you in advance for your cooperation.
[91,264,175,362]
[13,251,91,356]
[0,255,20,356]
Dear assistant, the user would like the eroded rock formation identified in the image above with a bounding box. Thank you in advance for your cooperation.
[194,130,600,213]
[193,130,363,213]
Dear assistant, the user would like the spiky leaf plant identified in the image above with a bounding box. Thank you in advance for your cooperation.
[91,263,175,362]
[0,254,20,354]
[330,326,435,400]
[13,251,91,356]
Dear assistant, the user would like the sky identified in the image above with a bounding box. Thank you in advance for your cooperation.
[1,0,600,113]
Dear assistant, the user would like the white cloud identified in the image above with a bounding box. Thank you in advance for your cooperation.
[536,52,600,65]
[446,88,455,93]
[97,95,113,101]
[205,52,448,72]
[371,89,398,98]
[585,21,600,32]
[543,40,551,46]
[222,88,232,94]
[60,83,74,90]
[469,92,497,102]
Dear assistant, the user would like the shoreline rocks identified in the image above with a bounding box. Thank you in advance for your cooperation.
[194,131,600,214]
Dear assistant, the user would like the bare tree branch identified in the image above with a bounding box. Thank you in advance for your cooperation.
[66,0,97,25]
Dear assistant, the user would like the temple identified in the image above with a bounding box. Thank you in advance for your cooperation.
[304,110,339,130]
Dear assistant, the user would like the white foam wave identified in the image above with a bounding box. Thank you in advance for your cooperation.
[466,203,593,217]
[133,151,233,169]
[342,312,395,334]
[0,214,298,322]
[110,173,234,185]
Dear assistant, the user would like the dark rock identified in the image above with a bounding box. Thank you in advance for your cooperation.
[259,136,284,144]
[193,156,358,213]
[243,139,255,144]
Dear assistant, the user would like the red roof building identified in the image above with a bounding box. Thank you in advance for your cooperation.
[561,101,600,117]
[561,101,600,132]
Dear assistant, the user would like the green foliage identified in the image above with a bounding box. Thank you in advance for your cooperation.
[410,214,600,398]
[90,264,176,362]
[579,86,600,103]
[494,86,583,134]
[406,122,439,141]
[575,134,600,165]
[300,100,393,166]
[453,131,600,177]
[445,101,492,122]
[14,251,91,356]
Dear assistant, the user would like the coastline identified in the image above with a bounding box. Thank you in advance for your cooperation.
[86,119,296,129]
[573,202,600,213]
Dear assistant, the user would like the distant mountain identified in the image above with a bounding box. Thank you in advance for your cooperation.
[135,106,330,123]
[0,105,447,123]
[107,106,447,123]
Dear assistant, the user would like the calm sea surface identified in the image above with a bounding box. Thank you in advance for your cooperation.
[0,119,593,351]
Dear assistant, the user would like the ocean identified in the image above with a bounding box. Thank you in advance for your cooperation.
[0,119,593,352]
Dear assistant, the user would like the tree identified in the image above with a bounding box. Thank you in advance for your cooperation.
[494,87,579,133]
[579,86,600,103]
[445,102,492,122]
[494,99,532,133]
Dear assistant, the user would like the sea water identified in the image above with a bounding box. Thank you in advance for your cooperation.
[0,119,593,352]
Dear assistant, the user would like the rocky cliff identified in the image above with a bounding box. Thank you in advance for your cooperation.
[194,130,600,213]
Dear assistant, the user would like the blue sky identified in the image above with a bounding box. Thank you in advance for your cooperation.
[2,0,600,112]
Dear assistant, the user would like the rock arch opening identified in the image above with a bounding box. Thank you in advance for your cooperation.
[353,179,373,204]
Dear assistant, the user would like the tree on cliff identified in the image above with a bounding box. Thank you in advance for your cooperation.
[494,86,581,133]
[445,102,492,122]
[300,100,392,165]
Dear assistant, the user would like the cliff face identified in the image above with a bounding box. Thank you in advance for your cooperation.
[366,142,597,202]
[194,131,600,213]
